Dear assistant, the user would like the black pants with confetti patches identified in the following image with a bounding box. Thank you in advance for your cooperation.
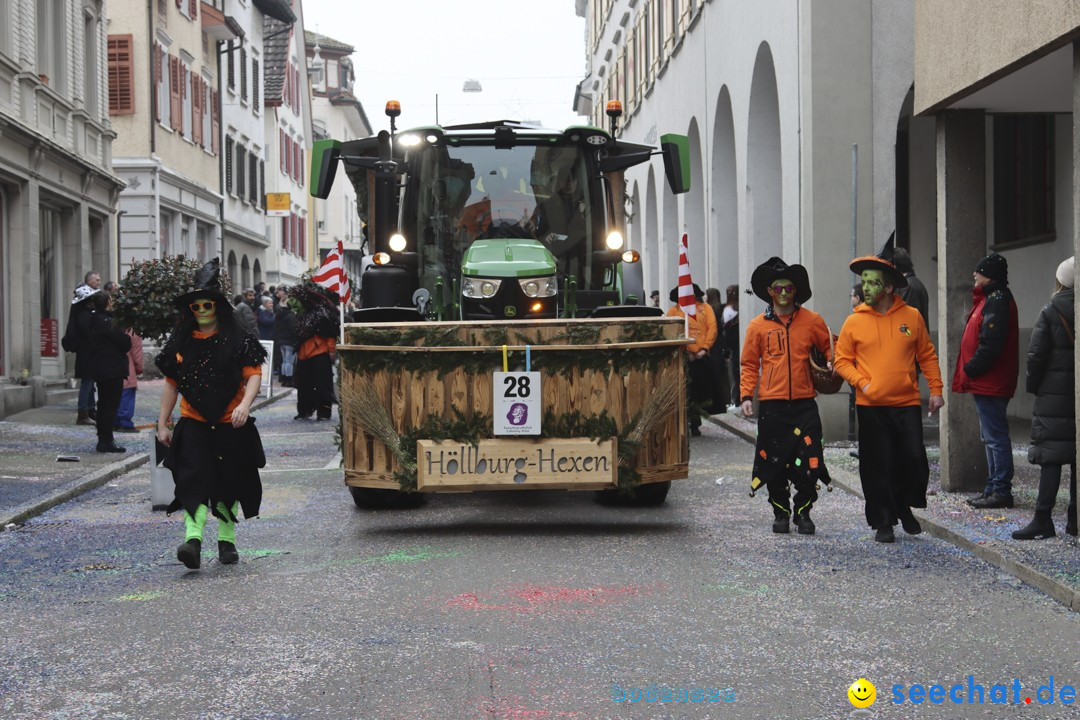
[856,405,929,529]
[753,399,829,517]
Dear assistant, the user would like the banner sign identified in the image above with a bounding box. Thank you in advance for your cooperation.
[416,438,617,491]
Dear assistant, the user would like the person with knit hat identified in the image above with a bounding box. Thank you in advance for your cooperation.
[155,259,268,570]
[951,252,1020,510]
[1012,256,1076,539]
[834,248,944,543]
[740,257,833,535]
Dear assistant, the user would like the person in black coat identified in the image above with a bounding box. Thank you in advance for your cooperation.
[84,293,132,453]
[63,285,100,425]
[1013,256,1077,539]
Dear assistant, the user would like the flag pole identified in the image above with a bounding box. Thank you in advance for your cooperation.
[339,300,345,344]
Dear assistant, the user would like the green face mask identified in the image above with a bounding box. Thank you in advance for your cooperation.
[861,270,886,305]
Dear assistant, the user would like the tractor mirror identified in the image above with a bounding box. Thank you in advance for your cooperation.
[660,133,690,195]
[310,139,341,199]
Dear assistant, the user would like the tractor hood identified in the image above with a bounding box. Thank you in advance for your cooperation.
[461,239,557,278]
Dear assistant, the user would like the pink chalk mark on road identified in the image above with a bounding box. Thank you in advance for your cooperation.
[445,584,659,614]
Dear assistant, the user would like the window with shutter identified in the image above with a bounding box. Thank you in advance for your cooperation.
[227,44,235,89]
[299,148,305,188]
[279,129,285,173]
[189,0,197,20]
[282,216,290,255]
[211,89,219,155]
[182,63,192,140]
[259,161,265,209]
[240,46,247,103]
[249,153,258,204]
[299,218,306,259]
[252,58,260,112]
[225,136,234,194]
[237,146,246,201]
[153,44,162,123]
[286,136,293,179]
[294,142,300,184]
[170,56,182,132]
[107,35,135,115]
[191,75,202,145]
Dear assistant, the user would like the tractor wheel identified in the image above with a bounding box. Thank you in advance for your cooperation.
[595,481,670,507]
[349,487,427,510]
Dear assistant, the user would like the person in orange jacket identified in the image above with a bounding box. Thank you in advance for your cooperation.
[666,283,718,436]
[834,252,944,543]
[740,258,833,535]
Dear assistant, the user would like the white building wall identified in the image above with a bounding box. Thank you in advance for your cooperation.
[222,0,270,291]
[0,0,121,383]
[583,0,914,437]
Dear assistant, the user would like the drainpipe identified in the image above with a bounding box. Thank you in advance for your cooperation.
[148,0,155,154]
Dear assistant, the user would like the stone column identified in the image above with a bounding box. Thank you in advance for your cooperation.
[936,109,987,493]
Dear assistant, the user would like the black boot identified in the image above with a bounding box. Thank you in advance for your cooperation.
[1012,511,1055,540]
[874,526,895,543]
[772,508,790,534]
[177,538,202,569]
[218,541,239,565]
[793,511,815,535]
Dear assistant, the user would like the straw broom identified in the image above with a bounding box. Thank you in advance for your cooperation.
[340,373,416,475]
[618,369,685,464]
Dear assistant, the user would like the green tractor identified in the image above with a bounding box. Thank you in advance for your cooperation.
[311,102,689,321]
[312,102,693,510]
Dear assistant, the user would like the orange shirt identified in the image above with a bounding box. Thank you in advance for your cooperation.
[665,302,718,354]
[166,329,262,423]
[834,296,943,407]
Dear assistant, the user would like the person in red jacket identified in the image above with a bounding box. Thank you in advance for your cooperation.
[740,257,833,535]
[835,253,944,543]
[951,253,1020,509]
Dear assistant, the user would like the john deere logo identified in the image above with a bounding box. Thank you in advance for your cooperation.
[898,324,911,336]
[504,305,517,317]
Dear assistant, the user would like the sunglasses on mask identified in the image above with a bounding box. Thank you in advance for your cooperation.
[769,284,796,296]
[189,301,216,312]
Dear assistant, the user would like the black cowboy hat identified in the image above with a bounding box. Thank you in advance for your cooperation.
[850,232,907,289]
[174,258,231,309]
[669,283,705,303]
[750,257,812,304]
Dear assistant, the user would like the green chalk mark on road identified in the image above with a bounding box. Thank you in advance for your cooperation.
[363,546,464,565]
[116,590,166,602]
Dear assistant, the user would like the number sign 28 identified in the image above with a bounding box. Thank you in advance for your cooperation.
[503,375,531,398]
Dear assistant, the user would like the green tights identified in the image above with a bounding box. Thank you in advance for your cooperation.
[183,502,239,543]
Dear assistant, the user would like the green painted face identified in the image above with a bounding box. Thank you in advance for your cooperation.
[768,278,796,309]
[190,297,218,328]
[861,270,887,306]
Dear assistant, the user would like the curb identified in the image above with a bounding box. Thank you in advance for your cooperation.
[707,413,1080,612]
[0,389,293,530]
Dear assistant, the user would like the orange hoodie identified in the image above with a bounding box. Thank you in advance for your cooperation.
[740,306,833,402]
[834,296,943,407]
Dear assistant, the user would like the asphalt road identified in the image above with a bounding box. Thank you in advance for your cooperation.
[0,397,1077,720]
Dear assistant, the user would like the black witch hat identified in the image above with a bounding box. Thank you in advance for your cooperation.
[173,258,231,309]
[750,257,812,304]
[850,232,906,289]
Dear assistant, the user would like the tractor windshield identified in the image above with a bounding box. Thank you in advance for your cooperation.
[405,140,602,298]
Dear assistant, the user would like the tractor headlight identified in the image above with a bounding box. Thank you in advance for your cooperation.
[519,276,557,298]
[605,230,625,250]
[462,277,502,299]
[388,233,407,252]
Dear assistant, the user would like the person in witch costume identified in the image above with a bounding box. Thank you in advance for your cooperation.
[834,246,944,543]
[155,259,267,569]
[740,257,833,535]
[289,282,339,421]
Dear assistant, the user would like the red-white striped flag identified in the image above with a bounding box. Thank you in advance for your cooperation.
[676,233,697,317]
[312,240,351,303]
